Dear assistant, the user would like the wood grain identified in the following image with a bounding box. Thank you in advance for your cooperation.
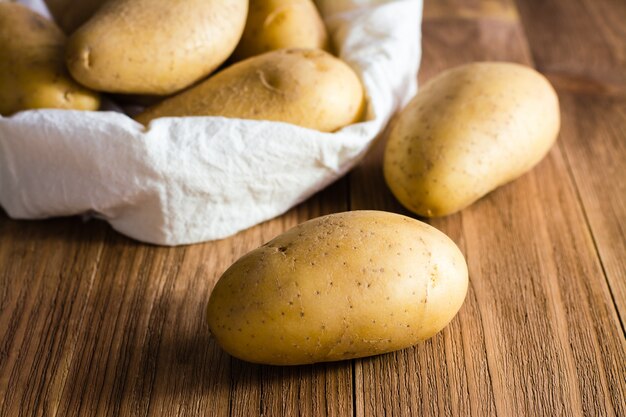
[513,0,626,330]
[514,0,626,89]
[423,0,519,21]
[1,0,625,416]
[557,93,626,327]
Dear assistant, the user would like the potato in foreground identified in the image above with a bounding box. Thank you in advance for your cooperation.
[0,3,100,115]
[207,211,468,365]
[233,0,329,61]
[384,62,560,217]
[135,49,365,132]
[66,0,248,95]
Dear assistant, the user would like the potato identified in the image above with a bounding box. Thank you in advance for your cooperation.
[65,0,248,95]
[0,3,100,115]
[384,62,560,217]
[207,211,468,365]
[233,0,329,61]
[44,0,105,34]
[135,49,365,132]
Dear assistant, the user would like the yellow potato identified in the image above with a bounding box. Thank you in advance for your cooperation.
[0,3,100,115]
[207,211,468,365]
[65,0,248,95]
[44,0,105,34]
[135,49,365,132]
[233,0,329,61]
[384,62,560,217]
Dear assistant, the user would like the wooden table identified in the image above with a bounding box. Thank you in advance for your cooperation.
[1,0,625,416]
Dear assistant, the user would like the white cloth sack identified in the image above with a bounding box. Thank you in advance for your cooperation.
[0,0,423,245]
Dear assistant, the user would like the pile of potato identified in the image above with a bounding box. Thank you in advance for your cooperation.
[0,0,363,131]
[1,1,560,365]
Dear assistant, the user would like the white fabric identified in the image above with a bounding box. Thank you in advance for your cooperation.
[0,0,423,245]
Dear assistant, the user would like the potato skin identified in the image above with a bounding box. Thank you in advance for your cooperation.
[135,49,365,132]
[233,0,329,61]
[207,211,468,365]
[44,0,105,34]
[65,0,248,95]
[0,3,100,115]
[384,62,560,217]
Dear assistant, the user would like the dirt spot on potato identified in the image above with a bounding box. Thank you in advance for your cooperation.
[29,14,47,31]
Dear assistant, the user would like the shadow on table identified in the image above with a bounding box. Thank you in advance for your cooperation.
[0,207,134,246]
[107,291,353,410]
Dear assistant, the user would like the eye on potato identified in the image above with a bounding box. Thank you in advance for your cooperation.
[0,3,100,115]
[384,62,560,217]
[65,0,248,95]
[135,49,365,132]
[207,211,468,365]
[233,0,329,61]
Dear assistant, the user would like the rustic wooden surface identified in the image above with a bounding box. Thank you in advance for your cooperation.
[1,0,625,415]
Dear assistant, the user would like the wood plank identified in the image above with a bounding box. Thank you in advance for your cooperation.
[423,0,518,21]
[514,0,626,89]
[460,145,625,416]
[557,92,626,328]
[0,180,353,417]
[0,217,108,417]
[514,0,626,343]
[350,0,626,415]
[419,9,532,82]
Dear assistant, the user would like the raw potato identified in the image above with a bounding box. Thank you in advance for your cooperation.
[233,0,329,61]
[384,62,560,217]
[44,0,105,34]
[207,211,468,365]
[135,49,365,132]
[0,3,100,115]
[65,0,248,95]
